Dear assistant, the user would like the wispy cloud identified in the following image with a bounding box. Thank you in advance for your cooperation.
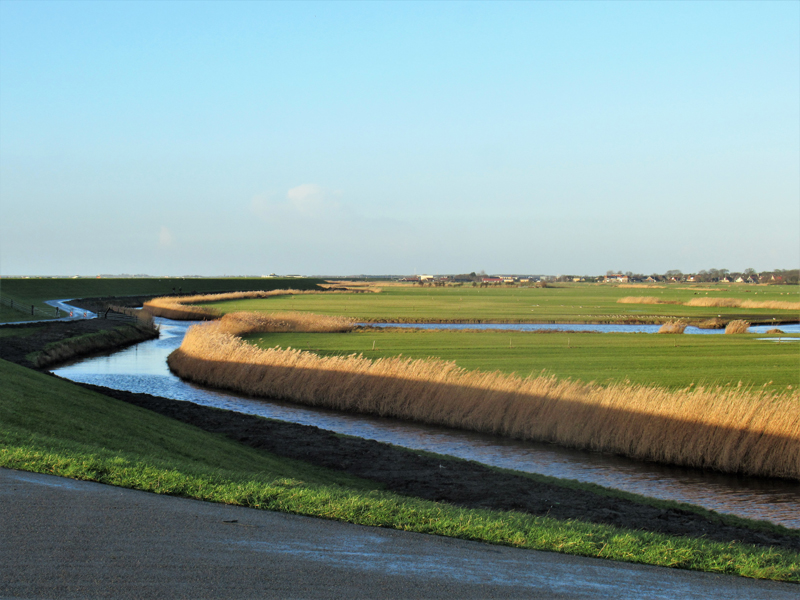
[159,226,174,248]
[251,184,342,221]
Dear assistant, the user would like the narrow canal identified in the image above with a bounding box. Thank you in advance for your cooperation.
[52,317,800,529]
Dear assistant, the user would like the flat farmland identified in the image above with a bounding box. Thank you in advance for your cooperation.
[0,277,324,323]
[242,329,800,392]
[203,284,800,324]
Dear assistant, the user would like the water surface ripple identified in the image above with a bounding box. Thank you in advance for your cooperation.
[52,318,800,529]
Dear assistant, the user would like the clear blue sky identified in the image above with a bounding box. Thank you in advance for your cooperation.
[1,1,798,276]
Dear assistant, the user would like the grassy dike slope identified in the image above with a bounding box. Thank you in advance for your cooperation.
[1,358,799,581]
[0,277,324,322]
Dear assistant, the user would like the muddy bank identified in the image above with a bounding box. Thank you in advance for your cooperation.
[68,294,185,314]
[3,319,798,551]
[0,319,157,369]
[67,381,800,551]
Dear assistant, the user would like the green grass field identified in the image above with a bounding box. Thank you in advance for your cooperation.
[242,329,800,392]
[0,277,324,323]
[1,357,798,581]
[204,283,800,325]
[0,305,44,323]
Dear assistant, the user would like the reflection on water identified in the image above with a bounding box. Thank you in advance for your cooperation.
[367,322,800,334]
[52,318,800,529]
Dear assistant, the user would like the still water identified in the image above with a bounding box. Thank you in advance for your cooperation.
[52,318,800,529]
[366,322,800,334]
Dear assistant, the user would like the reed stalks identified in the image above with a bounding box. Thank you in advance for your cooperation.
[617,296,676,305]
[696,318,726,330]
[685,298,800,310]
[620,297,800,311]
[168,313,800,479]
[657,320,687,334]
[216,311,355,335]
[143,289,361,321]
[725,320,751,334]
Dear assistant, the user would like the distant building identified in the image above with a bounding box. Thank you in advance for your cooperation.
[604,274,629,283]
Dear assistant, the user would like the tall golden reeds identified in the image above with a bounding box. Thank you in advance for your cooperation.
[617,296,675,305]
[620,296,800,311]
[696,318,726,330]
[725,320,750,334]
[143,289,362,321]
[216,311,354,335]
[685,298,800,310]
[167,312,800,480]
[657,320,687,334]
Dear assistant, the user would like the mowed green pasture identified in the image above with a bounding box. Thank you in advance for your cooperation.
[0,277,324,323]
[2,357,799,581]
[205,283,800,325]
[243,330,800,392]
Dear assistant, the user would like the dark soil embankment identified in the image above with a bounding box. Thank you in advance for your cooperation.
[0,319,157,369]
[3,319,798,552]
[68,382,800,552]
[68,294,180,313]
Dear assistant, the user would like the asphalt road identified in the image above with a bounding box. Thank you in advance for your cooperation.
[1,468,797,599]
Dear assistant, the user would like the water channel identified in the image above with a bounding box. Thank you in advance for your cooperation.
[52,317,800,529]
[368,322,800,334]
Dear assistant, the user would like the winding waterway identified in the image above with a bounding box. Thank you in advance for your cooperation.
[52,317,800,529]
[367,322,800,334]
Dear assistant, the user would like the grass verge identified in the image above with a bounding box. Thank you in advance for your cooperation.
[1,357,798,581]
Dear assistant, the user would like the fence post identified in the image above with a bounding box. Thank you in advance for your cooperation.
[32,305,35,315]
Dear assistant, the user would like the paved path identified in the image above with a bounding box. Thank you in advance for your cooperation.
[1,469,797,599]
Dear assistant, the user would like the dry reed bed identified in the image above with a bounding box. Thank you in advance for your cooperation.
[620,297,800,311]
[143,289,368,321]
[216,311,355,335]
[618,296,678,305]
[687,298,800,310]
[657,320,687,334]
[168,313,800,479]
[725,320,751,334]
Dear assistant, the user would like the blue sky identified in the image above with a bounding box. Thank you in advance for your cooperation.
[1,1,797,276]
